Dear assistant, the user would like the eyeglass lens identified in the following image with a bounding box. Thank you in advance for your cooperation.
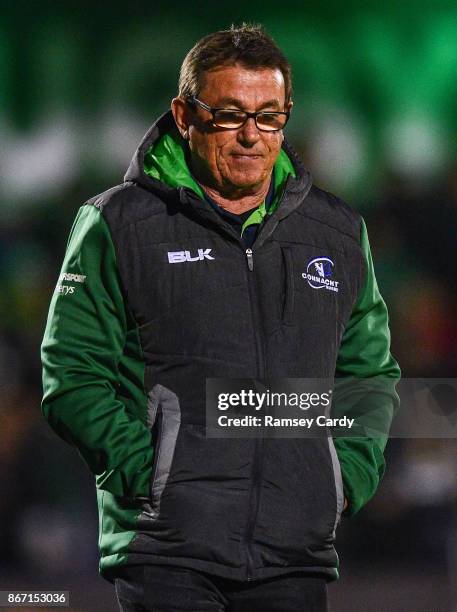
[213,110,287,131]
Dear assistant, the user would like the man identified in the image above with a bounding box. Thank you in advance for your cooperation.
[41,24,400,611]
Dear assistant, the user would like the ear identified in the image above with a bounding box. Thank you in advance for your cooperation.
[171,97,190,139]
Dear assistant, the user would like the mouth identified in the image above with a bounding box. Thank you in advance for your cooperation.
[231,153,263,160]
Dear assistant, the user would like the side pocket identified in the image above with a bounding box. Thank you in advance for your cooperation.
[145,384,181,519]
[327,435,345,537]
[281,247,295,326]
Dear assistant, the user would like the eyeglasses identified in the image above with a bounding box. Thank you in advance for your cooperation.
[187,97,290,132]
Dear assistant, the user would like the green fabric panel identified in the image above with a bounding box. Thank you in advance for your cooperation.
[99,551,131,579]
[97,490,138,580]
[143,131,296,235]
[332,217,401,516]
[144,130,205,198]
[97,488,137,554]
[117,318,148,424]
[41,204,153,499]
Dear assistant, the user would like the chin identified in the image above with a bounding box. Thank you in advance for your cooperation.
[228,172,266,190]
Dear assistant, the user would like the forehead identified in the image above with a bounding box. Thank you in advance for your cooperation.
[198,64,286,108]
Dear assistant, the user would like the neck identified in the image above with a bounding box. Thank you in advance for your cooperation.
[198,178,271,215]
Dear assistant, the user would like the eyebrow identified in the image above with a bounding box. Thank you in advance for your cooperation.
[216,97,282,111]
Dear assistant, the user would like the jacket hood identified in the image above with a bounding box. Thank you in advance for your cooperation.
[125,110,311,197]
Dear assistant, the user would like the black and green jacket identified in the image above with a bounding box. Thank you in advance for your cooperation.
[41,111,400,583]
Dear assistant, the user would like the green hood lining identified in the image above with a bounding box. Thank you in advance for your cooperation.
[143,130,296,235]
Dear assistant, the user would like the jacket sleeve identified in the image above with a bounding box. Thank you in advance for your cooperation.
[41,204,153,500]
[332,217,401,516]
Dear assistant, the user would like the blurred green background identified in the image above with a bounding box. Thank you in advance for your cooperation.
[1,2,456,611]
[2,1,456,204]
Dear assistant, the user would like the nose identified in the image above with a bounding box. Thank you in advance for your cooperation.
[237,117,261,145]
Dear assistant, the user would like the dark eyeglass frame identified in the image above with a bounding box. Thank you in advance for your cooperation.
[187,96,290,132]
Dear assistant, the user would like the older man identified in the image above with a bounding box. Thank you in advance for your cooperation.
[41,24,400,611]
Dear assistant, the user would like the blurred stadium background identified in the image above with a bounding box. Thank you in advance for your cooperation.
[0,1,456,610]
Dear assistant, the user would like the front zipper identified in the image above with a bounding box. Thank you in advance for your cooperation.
[243,246,266,581]
[175,196,270,580]
[246,248,254,271]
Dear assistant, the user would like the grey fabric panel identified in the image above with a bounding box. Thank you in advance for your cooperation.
[325,395,344,536]
[143,384,181,520]
[146,389,159,429]
[327,436,344,537]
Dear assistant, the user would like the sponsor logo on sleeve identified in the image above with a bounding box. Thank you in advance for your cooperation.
[59,272,86,283]
[55,271,86,295]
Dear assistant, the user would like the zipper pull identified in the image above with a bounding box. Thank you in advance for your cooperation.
[246,248,254,271]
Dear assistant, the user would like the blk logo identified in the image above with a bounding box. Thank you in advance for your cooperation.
[167,248,215,264]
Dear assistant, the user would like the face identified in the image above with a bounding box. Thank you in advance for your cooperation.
[172,64,292,196]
